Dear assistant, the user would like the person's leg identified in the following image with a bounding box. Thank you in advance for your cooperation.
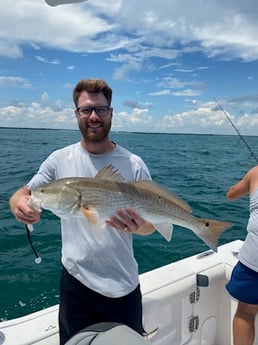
[102,284,145,334]
[58,267,144,344]
[233,301,258,345]
[58,267,101,345]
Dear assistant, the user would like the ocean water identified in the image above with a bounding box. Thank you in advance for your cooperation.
[1,127,257,322]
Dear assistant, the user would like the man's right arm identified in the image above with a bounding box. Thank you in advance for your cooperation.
[9,186,41,224]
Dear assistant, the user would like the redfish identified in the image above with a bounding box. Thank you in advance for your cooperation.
[29,165,232,251]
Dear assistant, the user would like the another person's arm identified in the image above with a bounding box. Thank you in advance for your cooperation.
[227,166,258,201]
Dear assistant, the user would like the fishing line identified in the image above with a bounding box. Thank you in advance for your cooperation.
[25,224,42,264]
[215,98,258,163]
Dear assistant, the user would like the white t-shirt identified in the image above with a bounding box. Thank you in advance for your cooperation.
[238,187,258,272]
[28,142,151,297]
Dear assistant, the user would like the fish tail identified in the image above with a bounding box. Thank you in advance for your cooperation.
[198,218,233,252]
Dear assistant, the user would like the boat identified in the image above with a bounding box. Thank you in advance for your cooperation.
[0,239,257,345]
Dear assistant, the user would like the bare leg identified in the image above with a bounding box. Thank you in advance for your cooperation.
[233,301,258,345]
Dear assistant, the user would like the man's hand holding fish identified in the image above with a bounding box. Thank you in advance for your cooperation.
[107,207,155,235]
[9,186,41,225]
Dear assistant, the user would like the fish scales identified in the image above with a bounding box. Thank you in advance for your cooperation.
[81,180,189,223]
[64,178,191,225]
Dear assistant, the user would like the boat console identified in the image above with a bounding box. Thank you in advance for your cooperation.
[65,322,152,345]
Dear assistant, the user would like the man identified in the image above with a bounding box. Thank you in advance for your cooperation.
[226,165,258,345]
[9,78,153,345]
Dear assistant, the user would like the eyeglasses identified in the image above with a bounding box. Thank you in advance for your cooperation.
[76,106,111,117]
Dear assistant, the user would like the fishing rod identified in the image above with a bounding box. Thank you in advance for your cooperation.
[215,98,258,163]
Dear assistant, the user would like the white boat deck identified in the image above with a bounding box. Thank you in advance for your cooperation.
[1,239,257,345]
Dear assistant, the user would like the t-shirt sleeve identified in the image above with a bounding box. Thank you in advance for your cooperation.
[27,152,57,189]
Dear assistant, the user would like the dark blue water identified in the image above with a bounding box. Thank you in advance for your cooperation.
[1,128,257,321]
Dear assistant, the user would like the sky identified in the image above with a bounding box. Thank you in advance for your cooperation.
[1,0,258,135]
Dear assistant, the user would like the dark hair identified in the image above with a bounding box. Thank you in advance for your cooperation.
[73,79,112,107]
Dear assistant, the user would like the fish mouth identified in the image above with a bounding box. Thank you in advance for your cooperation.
[27,197,42,210]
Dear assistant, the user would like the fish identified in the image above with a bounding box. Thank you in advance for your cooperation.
[29,165,232,251]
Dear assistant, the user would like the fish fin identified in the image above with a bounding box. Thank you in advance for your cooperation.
[135,180,192,212]
[80,206,105,239]
[95,165,126,182]
[80,206,99,225]
[154,223,173,241]
[198,219,233,252]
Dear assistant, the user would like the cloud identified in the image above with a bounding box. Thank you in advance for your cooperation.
[36,56,60,64]
[130,108,152,124]
[158,77,194,89]
[2,0,258,63]
[149,90,171,96]
[40,92,49,101]
[64,82,74,88]
[0,41,23,59]
[175,68,194,73]
[158,62,180,70]
[149,88,203,97]
[172,89,203,97]
[112,108,153,132]
[156,100,258,135]
[160,101,227,132]
[0,102,76,129]
[0,76,31,88]
[123,100,141,109]
[1,98,258,135]
[148,76,206,97]
[1,1,258,135]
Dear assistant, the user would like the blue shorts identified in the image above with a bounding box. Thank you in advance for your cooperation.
[226,261,258,304]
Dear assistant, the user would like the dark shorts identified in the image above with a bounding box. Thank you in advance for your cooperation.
[58,266,144,345]
[226,261,258,304]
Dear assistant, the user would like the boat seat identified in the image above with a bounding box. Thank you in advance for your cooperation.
[65,322,152,345]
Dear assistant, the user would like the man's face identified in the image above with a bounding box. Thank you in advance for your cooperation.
[75,91,112,143]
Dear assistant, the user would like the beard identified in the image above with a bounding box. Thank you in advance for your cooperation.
[79,120,112,143]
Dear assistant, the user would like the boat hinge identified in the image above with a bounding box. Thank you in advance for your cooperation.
[189,286,200,304]
[189,315,199,333]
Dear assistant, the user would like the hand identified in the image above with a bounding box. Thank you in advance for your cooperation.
[106,207,155,235]
[11,195,42,225]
